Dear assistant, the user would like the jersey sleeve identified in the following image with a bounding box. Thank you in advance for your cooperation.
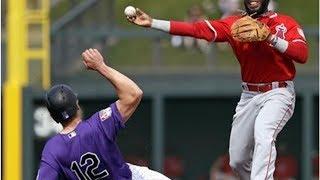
[89,102,125,142]
[37,161,60,180]
[169,16,235,42]
[281,16,308,63]
[37,146,62,180]
[284,16,307,43]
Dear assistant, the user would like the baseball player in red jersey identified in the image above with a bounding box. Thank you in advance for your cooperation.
[127,0,308,179]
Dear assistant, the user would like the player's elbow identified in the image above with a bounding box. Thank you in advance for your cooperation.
[298,55,308,64]
[287,42,308,64]
[300,47,308,64]
[193,27,213,41]
[295,47,308,64]
[129,88,143,104]
[134,88,143,102]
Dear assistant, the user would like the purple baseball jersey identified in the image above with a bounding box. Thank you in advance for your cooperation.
[37,103,132,180]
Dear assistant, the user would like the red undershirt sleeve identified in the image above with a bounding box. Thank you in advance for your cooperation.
[284,41,308,64]
[169,17,234,42]
[169,21,214,41]
[282,17,309,64]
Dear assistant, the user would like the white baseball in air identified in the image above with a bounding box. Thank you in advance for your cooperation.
[124,6,136,17]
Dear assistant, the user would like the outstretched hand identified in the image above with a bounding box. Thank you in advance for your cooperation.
[126,8,152,27]
[81,49,106,71]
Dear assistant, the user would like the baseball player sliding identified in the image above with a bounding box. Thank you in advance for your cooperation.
[127,0,308,179]
[37,49,170,180]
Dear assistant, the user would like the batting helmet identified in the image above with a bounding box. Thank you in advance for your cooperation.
[45,84,79,123]
[244,0,270,18]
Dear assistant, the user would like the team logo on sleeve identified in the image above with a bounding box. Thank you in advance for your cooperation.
[275,24,287,39]
[99,107,112,121]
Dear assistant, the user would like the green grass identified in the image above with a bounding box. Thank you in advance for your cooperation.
[115,0,318,26]
[161,40,207,66]
[106,38,153,66]
[50,0,319,31]
[115,0,211,25]
[300,34,319,69]
[278,0,318,25]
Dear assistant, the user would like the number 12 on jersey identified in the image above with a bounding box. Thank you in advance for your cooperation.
[70,152,109,180]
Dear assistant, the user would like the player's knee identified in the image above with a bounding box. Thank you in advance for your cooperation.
[255,135,274,148]
[254,129,275,145]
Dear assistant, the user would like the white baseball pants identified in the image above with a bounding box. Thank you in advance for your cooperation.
[127,163,171,180]
[229,81,296,180]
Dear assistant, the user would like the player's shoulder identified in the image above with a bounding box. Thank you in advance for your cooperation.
[87,102,121,125]
[44,135,61,148]
[272,12,301,26]
[208,14,240,26]
[42,135,63,157]
[220,14,242,22]
[98,105,114,121]
[98,102,122,122]
[45,134,63,147]
[87,105,113,124]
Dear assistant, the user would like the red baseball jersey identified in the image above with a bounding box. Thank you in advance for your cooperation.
[169,12,308,83]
